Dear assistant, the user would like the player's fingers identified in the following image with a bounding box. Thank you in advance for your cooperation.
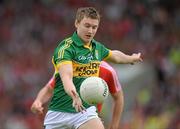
[76,103,86,113]
[72,100,78,112]
[78,105,84,113]
[31,107,38,114]
[38,107,44,114]
[72,102,75,107]
[78,105,83,112]
[31,105,43,114]
[74,104,79,112]
[140,58,143,62]
[72,101,76,108]
[138,53,143,61]
[31,104,37,112]
[81,105,86,112]
[73,103,83,112]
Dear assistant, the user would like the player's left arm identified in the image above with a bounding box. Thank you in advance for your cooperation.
[109,90,124,129]
[107,50,142,64]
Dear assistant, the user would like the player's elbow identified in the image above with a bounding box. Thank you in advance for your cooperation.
[112,91,124,102]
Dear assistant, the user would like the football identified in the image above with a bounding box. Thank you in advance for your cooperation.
[80,77,109,105]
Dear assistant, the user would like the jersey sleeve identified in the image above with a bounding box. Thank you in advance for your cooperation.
[97,63,122,113]
[99,44,112,60]
[53,40,73,69]
[99,63,122,94]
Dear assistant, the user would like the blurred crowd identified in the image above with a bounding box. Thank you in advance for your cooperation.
[0,0,179,129]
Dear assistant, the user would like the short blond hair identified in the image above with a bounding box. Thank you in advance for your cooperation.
[76,7,100,23]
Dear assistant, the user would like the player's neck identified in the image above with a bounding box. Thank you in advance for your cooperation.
[84,42,91,47]
[84,42,92,50]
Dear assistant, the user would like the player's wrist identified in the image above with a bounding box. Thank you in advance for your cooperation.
[34,99,43,103]
[70,90,80,99]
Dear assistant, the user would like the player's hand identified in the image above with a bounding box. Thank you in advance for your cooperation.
[131,53,143,64]
[71,91,86,112]
[31,100,44,114]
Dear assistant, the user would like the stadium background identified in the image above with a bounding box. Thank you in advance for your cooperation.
[0,0,179,129]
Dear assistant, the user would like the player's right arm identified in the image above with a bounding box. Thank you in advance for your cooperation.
[31,79,54,114]
[54,39,85,112]
[58,63,85,112]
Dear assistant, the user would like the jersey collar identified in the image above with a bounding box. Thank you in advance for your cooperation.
[72,32,96,47]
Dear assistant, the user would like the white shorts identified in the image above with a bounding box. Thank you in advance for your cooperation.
[44,106,99,129]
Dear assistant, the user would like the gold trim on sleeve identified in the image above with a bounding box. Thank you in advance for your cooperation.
[103,50,112,60]
[56,61,72,69]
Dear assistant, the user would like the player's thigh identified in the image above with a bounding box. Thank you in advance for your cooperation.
[78,118,104,129]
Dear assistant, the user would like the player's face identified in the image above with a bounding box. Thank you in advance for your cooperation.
[75,17,99,43]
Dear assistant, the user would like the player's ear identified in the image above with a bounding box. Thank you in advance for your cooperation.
[75,20,78,28]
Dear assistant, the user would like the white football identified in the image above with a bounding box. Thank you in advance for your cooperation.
[80,77,109,105]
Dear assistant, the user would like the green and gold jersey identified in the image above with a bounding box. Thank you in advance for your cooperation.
[49,32,111,113]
